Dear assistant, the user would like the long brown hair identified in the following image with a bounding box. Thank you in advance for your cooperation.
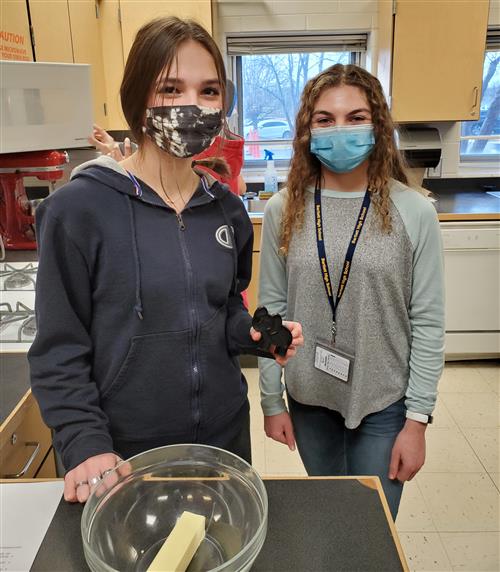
[281,64,411,254]
[120,16,230,177]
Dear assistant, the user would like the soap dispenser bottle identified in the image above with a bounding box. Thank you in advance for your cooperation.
[263,149,278,195]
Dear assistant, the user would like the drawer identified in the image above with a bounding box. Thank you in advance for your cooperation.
[35,448,57,478]
[0,391,52,478]
[440,223,500,250]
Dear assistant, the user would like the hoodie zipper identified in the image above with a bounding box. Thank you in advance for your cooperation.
[175,210,202,439]
[177,213,185,231]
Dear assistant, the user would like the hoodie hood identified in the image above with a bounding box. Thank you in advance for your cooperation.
[70,155,228,204]
[71,154,130,180]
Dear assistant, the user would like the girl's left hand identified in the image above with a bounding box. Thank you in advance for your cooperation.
[388,419,427,482]
[250,320,303,366]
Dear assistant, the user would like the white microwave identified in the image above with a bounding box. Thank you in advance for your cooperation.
[0,60,93,153]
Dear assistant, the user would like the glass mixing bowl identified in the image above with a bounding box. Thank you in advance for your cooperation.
[81,444,268,572]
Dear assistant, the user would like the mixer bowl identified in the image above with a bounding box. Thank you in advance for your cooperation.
[81,444,268,572]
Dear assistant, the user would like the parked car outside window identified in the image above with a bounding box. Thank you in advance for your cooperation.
[246,120,292,140]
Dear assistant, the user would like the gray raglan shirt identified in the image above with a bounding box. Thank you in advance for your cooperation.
[258,179,445,428]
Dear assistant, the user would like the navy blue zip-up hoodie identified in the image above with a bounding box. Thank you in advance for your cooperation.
[28,156,258,471]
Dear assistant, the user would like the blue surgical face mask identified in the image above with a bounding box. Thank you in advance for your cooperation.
[310,124,375,173]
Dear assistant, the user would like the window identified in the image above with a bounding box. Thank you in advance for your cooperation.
[227,33,367,166]
[460,29,500,162]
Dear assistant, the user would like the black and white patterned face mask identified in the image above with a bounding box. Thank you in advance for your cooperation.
[144,104,222,158]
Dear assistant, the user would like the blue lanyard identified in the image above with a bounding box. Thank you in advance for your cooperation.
[314,180,371,341]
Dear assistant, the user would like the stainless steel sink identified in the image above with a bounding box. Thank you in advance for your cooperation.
[245,199,268,213]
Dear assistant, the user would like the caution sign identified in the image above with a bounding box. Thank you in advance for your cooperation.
[0,30,31,60]
[0,2,34,61]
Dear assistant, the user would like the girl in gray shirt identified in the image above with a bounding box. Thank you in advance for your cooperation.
[258,64,445,519]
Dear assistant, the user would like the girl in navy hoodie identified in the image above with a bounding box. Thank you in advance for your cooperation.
[29,16,302,504]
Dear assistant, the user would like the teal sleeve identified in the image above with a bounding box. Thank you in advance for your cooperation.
[258,192,288,416]
[393,188,445,415]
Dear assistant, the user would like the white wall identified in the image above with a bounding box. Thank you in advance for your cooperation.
[214,0,379,73]
[213,0,499,178]
[489,0,500,27]
[214,0,378,35]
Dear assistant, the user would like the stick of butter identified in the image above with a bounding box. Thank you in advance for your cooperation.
[147,511,206,572]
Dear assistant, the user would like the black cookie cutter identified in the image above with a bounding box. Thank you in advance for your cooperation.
[252,306,293,357]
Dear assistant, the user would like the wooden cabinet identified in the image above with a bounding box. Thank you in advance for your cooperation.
[68,0,107,126]
[378,0,489,122]
[35,449,58,478]
[0,391,56,479]
[119,0,212,59]
[247,220,262,315]
[29,1,73,63]
[98,0,127,130]
[0,0,33,61]
[110,0,212,129]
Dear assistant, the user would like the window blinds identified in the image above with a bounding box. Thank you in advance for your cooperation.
[227,33,368,56]
[486,28,500,51]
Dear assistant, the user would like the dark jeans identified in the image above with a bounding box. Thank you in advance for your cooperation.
[288,394,406,520]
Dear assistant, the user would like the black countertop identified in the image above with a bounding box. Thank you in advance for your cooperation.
[0,354,30,425]
[246,177,500,221]
[432,188,500,218]
[30,478,405,572]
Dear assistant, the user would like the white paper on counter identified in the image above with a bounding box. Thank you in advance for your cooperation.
[0,481,64,572]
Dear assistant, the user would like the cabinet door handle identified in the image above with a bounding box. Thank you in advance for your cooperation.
[3,441,41,478]
[471,86,479,116]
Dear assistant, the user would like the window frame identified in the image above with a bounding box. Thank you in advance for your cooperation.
[227,32,367,171]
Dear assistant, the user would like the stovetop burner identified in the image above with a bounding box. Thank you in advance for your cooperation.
[0,262,38,351]
[0,262,38,291]
[0,301,36,343]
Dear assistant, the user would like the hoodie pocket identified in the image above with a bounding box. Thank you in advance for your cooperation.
[101,330,192,440]
[198,307,246,423]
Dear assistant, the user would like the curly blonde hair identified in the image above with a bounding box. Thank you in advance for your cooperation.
[281,64,412,255]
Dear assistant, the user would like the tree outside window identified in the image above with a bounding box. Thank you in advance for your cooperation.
[237,51,353,162]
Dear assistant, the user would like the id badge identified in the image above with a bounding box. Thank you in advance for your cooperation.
[314,339,354,383]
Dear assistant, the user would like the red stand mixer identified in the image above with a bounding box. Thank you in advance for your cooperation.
[0,150,68,250]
